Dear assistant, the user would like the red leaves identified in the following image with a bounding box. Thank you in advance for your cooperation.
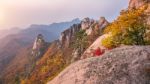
[92,46,115,57]
[93,48,105,56]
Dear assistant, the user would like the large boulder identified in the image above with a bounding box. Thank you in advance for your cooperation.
[48,46,150,84]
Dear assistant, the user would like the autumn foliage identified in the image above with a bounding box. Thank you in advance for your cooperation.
[93,48,105,56]
[102,5,150,48]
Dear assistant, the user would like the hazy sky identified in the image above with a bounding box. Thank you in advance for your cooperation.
[0,0,129,29]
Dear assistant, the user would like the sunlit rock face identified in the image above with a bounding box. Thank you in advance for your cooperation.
[32,34,46,57]
[48,46,150,84]
[129,0,147,9]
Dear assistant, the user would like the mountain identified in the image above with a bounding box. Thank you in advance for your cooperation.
[47,0,150,84]
[27,7,150,83]
[19,18,80,42]
[0,18,80,52]
[0,18,80,84]
[0,18,80,41]
[23,17,109,84]
[1,0,150,84]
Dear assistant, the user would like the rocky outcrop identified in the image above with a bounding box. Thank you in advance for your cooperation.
[129,0,148,9]
[59,24,81,47]
[32,34,47,57]
[81,17,109,35]
[48,46,150,84]
[59,17,109,48]
[81,17,93,30]
[98,17,109,29]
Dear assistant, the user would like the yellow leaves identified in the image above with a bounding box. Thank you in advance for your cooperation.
[105,5,147,34]
[101,35,118,49]
[102,6,149,47]
[104,22,122,36]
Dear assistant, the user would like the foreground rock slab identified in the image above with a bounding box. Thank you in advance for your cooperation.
[48,46,150,84]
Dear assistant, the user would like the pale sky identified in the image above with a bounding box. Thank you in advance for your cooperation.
[0,0,129,29]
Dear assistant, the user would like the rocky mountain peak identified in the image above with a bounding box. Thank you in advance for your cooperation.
[32,34,46,57]
[81,17,95,30]
[98,17,109,29]
[59,17,109,48]
[81,17,109,35]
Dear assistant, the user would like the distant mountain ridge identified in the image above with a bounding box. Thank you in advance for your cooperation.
[0,18,80,41]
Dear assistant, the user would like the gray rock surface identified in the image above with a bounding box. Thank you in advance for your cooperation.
[48,46,150,84]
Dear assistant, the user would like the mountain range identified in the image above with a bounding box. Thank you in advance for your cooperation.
[0,0,150,84]
[0,18,80,84]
